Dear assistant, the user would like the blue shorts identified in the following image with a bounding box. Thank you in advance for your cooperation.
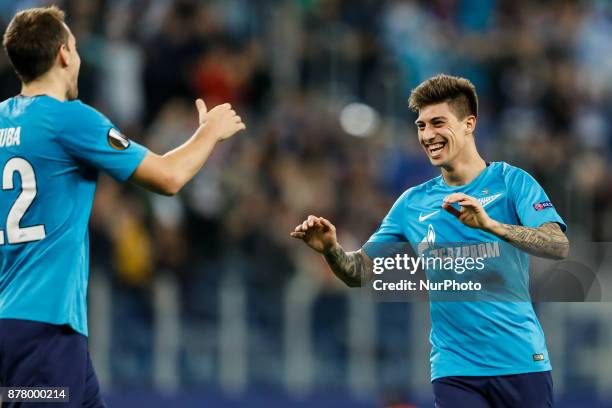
[0,319,106,407]
[433,371,553,408]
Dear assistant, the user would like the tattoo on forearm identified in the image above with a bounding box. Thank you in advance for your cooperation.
[324,247,369,287]
[497,222,569,259]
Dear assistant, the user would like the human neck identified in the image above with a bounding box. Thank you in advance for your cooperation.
[20,73,67,102]
[440,148,487,186]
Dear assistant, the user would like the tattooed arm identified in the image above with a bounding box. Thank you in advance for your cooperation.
[443,193,570,260]
[290,215,373,287]
[485,221,569,260]
[323,246,372,287]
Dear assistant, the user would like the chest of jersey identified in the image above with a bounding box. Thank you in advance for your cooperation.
[402,175,518,245]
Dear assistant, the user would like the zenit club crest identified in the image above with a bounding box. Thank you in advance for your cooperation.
[427,224,436,249]
[107,128,130,150]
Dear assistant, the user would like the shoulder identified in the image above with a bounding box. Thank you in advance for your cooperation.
[495,161,530,178]
[0,98,11,116]
[496,162,534,180]
[394,175,443,205]
[0,97,11,109]
[63,100,108,119]
[0,96,59,114]
[494,162,544,205]
[61,100,113,132]
[495,161,538,185]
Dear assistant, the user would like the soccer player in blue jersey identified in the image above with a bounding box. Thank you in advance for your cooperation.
[291,74,569,407]
[0,6,245,407]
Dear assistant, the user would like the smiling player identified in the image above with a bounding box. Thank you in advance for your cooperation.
[0,6,245,407]
[291,74,569,407]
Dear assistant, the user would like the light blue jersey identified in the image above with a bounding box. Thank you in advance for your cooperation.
[364,162,566,380]
[0,95,147,336]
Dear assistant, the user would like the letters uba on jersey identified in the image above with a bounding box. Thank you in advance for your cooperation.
[0,127,21,148]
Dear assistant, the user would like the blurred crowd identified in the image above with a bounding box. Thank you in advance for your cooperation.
[1,0,611,396]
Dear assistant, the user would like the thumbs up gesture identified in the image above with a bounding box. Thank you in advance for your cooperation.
[196,99,246,142]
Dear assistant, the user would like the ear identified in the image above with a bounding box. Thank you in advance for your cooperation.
[58,43,70,68]
[465,115,477,134]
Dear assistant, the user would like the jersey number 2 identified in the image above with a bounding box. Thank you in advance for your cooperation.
[0,157,46,244]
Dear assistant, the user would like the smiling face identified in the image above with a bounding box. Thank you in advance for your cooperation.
[415,102,476,168]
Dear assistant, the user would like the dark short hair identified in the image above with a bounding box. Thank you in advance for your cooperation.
[2,6,68,83]
[408,74,478,119]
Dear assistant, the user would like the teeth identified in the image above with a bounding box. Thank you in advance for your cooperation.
[429,143,444,151]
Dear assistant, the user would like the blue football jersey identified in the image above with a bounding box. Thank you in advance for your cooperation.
[364,162,566,380]
[0,95,148,336]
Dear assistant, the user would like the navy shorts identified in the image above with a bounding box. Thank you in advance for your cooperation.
[433,371,553,408]
[0,319,106,407]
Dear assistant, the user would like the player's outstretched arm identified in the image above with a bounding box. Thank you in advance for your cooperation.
[130,99,245,196]
[290,215,373,287]
[443,193,570,260]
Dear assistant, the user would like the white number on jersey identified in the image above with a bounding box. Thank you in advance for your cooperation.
[1,157,46,244]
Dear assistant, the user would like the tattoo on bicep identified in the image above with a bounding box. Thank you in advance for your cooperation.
[498,222,569,259]
[324,247,368,287]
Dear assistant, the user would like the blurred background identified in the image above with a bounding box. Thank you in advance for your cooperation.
[2,0,612,406]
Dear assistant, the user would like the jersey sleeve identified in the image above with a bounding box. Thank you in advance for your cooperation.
[506,166,567,232]
[57,101,148,182]
[362,190,409,258]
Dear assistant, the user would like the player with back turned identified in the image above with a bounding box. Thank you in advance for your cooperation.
[292,75,569,407]
[0,6,245,407]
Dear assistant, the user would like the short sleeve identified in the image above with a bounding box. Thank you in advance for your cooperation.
[506,167,567,232]
[57,101,148,182]
[363,190,409,258]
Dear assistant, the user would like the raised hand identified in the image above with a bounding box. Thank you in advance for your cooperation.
[442,192,494,230]
[196,99,246,142]
[290,215,338,254]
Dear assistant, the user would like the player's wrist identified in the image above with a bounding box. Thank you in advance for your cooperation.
[196,122,222,143]
[323,241,342,255]
[482,219,503,235]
